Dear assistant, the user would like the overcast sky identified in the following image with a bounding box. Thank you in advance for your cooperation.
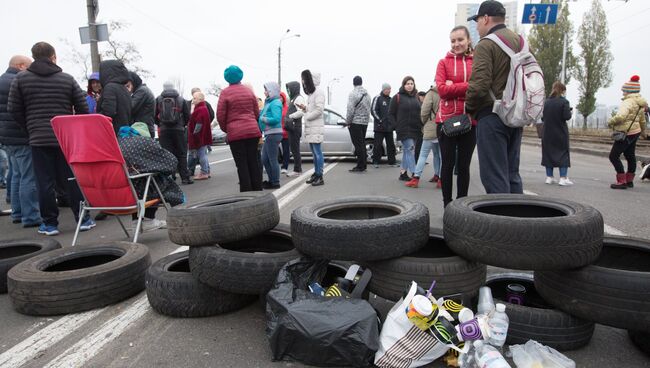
[3,0,648,113]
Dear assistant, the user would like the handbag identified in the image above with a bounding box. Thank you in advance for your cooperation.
[442,114,472,137]
[612,107,642,142]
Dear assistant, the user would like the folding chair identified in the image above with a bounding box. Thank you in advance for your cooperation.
[52,114,170,246]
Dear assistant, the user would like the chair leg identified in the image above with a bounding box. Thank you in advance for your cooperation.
[115,216,131,239]
[133,201,145,243]
[151,178,170,211]
[72,206,87,247]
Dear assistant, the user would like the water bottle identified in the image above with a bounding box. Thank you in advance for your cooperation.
[474,340,511,368]
[458,342,476,368]
[477,286,496,316]
[488,303,509,348]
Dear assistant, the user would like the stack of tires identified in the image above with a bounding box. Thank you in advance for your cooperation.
[444,194,650,354]
[151,192,299,317]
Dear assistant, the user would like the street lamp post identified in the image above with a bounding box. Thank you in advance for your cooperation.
[278,29,300,87]
[327,78,340,105]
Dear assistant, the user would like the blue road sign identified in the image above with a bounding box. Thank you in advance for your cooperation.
[522,3,559,25]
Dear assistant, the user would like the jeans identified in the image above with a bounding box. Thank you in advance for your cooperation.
[310,143,324,176]
[288,125,302,173]
[546,166,568,177]
[229,137,263,192]
[439,125,477,206]
[400,138,416,174]
[159,129,190,180]
[0,148,7,186]
[476,113,523,194]
[609,133,640,174]
[372,131,396,164]
[349,123,368,170]
[281,138,290,171]
[262,133,282,185]
[5,145,41,225]
[413,139,442,178]
[197,145,210,175]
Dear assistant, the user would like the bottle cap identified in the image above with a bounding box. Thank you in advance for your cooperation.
[411,295,434,316]
[473,340,484,348]
[458,308,475,323]
[496,303,506,312]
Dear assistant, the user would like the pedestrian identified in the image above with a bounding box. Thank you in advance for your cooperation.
[466,0,524,194]
[86,72,101,114]
[259,82,283,189]
[8,42,94,236]
[155,81,193,185]
[97,60,132,134]
[405,85,442,189]
[389,76,421,181]
[285,81,304,176]
[187,92,212,181]
[189,87,215,122]
[371,83,397,167]
[346,75,371,172]
[127,71,156,138]
[217,65,263,192]
[0,55,41,227]
[435,25,477,207]
[608,75,648,189]
[541,81,573,186]
[301,69,326,186]
[279,91,291,175]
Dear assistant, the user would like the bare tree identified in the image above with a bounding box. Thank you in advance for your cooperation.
[206,82,223,97]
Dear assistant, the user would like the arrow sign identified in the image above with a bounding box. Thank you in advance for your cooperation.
[522,3,559,25]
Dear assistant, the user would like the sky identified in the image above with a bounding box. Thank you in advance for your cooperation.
[3,0,648,113]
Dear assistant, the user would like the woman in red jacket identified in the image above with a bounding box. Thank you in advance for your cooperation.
[187,92,213,180]
[435,25,476,207]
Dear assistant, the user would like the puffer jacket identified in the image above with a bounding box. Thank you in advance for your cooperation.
[436,51,473,124]
[286,81,305,132]
[302,71,325,144]
[155,88,190,131]
[129,71,155,136]
[608,93,648,135]
[97,60,132,133]
[280,92,289,139]
[217,83,261,143]
[389,87,422,141]
[420,86,440,140]
[0,68,28,145]
[258,82,283,136]
[346,86,371,125]
[7,59,88,147]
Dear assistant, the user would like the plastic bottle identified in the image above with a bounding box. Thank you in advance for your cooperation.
[477,286,496,316]
[458,342,476,368]
[488,303,509,348]
[474,340,511,368]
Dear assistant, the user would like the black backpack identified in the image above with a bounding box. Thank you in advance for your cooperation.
[159,97,180,124]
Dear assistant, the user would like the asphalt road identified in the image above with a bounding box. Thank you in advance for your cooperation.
[0,142,648,368]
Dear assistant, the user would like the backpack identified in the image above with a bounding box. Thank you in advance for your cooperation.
[485,33,545,128]
[159,96,180,124]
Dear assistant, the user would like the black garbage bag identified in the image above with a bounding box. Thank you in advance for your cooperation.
[266,258,379,367]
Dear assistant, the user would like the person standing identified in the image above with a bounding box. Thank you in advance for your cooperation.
[8,42,94,236]
[301,69,326,186]
[285,81,304,176]
[608,75,648,189]
[128,71,156,138]
[371,83,397,167]
[156,81,192,185]
[217,65,263,192]
[405,86,441,189]
[541,81,573,186]
[346,76,371,172]
[389,76,421,181]
[0,55,41,227]
[279,91,291,175]
[97,60,132,134]
[187,92,212,180]
[189,87,215,122]
[259,82,283,189]
[86,72,101,114]
[466,0,524,194]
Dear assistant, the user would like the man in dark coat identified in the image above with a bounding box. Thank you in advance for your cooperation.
[8,42,93,236]
[128,71,155,138]
[97,60,132,134]
[371,83,396,167]
[155,81,192,184]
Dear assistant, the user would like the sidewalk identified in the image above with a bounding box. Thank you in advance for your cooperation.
[522,136,650,163]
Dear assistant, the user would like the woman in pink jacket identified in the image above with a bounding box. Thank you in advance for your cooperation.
[435,25,476,207]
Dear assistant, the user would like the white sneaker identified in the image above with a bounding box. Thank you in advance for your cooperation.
[133,218,166,232]
[558,178,574,186]
[286,171,302,177]
[280,169,288,175]
[545,177,555,185]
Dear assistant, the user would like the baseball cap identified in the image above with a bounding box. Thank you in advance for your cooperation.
[467,1,507,22]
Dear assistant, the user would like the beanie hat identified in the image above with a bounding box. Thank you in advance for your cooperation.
[622,75,641,94]
[381,83,391,90]
[131,122,151,138]
[163,81,174,90]
[353,76,362,86]
[224,65,244,85]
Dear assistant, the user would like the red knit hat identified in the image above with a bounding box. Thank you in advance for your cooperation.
[622,75,641,94]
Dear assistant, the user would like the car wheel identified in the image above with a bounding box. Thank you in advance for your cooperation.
[365,140,375,163]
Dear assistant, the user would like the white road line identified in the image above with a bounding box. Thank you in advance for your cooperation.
[523,190,539,196]
[0,309,103,368]
[208,158,233,165]
[271,157,342,200]
[278,161,340,209]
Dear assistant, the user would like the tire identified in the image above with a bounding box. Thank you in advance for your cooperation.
[366,228,486,302]
[1,239,62,294]
[146,251,256,318]
[486,273,594,351]
[189,224,300,295]
[443,194,603,270]
[167,193,280,246]
[8,242,151,316]
[291,196,429,261]
[535,236,650,331]
[629,330,650,356]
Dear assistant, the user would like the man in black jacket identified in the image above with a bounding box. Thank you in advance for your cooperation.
[97,60,132,134]
[8,42,93,236]
[284,81,304,176]
[127,71,155,138]
[155,81,192,184]
[371,83,396,167]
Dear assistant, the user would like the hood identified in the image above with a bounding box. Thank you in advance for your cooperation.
[352,85,368,98]
[99,60,130,86]
[264,81,280,100]
[312,72,321,86]
[27,59,62,76]
[130,71,143,90]
[445,51,473,60]
[280,91,288,106]
[161,89,179,98]
[286,81,301,100]
[301,69,320,95]
[624,93,648,107]
[399,86,418,96]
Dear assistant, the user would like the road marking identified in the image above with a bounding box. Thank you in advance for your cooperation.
[278,160,340,208]
[271,157,342,200]
[523,190,539,196]
[208,158,233,165]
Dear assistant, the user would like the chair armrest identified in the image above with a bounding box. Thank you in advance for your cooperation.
[129,172,155,179]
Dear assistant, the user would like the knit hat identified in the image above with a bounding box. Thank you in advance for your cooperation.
[622,75,641,94]
[224,65,244,85]
[381,83,391,91]
[131,122,151,138]
[353,76,363,86]
[163,81,174,90]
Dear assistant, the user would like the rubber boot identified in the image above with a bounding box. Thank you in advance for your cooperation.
[611,173,628,189]
[405,177,419,188]
[626,172,635,188]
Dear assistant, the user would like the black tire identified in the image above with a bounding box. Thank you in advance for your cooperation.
[146,251,256,318]
[291,196,429,261]
[535,236,650,331]
[629,330,650,356]
[167,192,280,246]
[366,228,486,302]
[486,273,594,351]
[1,239,62,294]
[8,242,151,316]
[189,224,300,295]
[443,194,603,270]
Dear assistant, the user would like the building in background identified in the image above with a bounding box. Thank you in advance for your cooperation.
[456,2,519,46]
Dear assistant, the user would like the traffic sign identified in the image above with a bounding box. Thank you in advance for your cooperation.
[522,3,559,25]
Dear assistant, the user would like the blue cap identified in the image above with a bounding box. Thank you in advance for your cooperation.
[88,72,99,81]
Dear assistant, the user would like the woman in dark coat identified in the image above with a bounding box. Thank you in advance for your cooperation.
[541,81,573,186]
[389,76,422,181]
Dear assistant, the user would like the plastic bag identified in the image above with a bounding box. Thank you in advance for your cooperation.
[265,258,379,367]
[510,340,575,368]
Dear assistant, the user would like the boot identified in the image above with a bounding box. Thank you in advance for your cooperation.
[306,173,317,184]
[398,172,410,181]
[405,177,419,188]
[311,175,324,186]
[626,172,635,188]
[429,174,439,183]
[436,180,442,189]
[610,173,628,189]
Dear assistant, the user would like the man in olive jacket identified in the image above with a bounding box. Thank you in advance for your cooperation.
[466,0,524,194]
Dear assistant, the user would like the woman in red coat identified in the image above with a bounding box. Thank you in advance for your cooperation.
[188,92,212,180]
[435,25,476,207]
